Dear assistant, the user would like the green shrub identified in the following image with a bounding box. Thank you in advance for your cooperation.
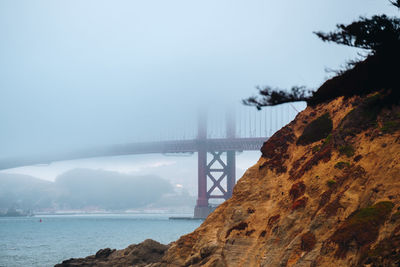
[322,134,332,148]
[337,93,382,138]
[297,113,333,145]
[339,144,355,157]
[381,120,400,133]
[390,211,400,222]
[330,201,394,258]
[326,179,337,188]
[312,145,321,153]
[334,161,350,169]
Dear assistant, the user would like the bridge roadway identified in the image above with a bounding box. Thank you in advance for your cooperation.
[0,137,268,170]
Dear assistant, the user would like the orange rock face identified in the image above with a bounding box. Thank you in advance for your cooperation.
[157,95,400,267]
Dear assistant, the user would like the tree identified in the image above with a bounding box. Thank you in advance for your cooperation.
[391,0,400,8]
[244,1,400,109]
[314,15,400,53]
[242,86,312,110]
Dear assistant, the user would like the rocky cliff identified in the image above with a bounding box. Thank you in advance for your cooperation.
[157,92,400,267]
[55,48,400,266]
[58,92,400,267]
[55,239,168,267]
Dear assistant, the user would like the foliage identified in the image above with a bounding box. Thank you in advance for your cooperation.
[391,211,400,222]
[330,201,394,258]
[297,113,333,145]
[338,93,382,136]
[381,120,400,133]
[312,145,321,153]
[322,134,332,147]
[360,230,400,266]
[339,144,355,157]
[244,1,400,108]
[242,86,312,110]
[332,93,383,152]
[326,179,337,188]
[314,15,400,52]
[392,0,400,8]
[334,161,350,170]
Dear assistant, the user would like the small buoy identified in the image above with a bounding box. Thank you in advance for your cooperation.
[39,219,42,223]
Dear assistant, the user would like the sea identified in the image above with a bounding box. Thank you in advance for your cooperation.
[0,213,202,267]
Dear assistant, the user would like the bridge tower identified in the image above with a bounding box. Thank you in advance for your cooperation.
[194,109,237,219]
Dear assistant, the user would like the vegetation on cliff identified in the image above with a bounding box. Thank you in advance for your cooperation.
[244,0,400,108]
[330,201,394,258]
[297,113,333,145]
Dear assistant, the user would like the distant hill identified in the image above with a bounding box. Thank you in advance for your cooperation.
[0,169,195,212]
[0,173,57,211]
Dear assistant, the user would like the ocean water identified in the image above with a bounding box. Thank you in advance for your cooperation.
[0,214,202,267]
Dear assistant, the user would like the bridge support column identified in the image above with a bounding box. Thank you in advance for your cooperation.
[194,151,213,218]
[194,108,238,219]
[194,110,212,219]
[226,151,235,198]
[194,150,237,219]
[226,108,236,198]
[194,147,210,219]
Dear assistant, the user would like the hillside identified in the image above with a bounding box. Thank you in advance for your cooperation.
[154,41,400,266]
[55,41,400,266]
[0,169,194,213]
[56,92,400,267]
[0,173,57,211]
[158,93,400,266]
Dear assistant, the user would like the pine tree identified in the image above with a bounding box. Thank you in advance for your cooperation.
[244,1,400,108]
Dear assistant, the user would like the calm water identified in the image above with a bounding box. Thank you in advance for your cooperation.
[0,214,202,267]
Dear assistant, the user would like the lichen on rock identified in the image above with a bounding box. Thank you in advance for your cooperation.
[330,201,394,258]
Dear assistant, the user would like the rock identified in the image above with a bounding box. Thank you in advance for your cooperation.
[95,248,115,259]
[54,239,168,267]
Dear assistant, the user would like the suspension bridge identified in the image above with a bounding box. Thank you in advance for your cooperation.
[0,104,303,218]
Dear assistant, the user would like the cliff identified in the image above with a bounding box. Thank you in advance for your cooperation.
[55,239,168,267]
[57,92,400,267]
[158,93,400,267]
[55,50,400,266]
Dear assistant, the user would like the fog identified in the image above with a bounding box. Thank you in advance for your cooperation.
[0,1,397,202]
[1,0,397,158]
[0,169,196,212]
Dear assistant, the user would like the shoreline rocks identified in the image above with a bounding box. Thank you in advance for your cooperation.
[55,239,168,267]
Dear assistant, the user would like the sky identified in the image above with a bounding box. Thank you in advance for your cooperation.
[0,0,398,193]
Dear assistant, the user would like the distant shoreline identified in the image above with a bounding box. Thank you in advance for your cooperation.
[0,211,195,217]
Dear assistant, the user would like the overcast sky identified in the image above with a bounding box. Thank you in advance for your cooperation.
[0,1,397,187]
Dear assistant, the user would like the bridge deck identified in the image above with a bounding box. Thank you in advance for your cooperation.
[0,137,268,170]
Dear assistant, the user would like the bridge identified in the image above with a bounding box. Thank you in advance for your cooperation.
[0,104,303,218]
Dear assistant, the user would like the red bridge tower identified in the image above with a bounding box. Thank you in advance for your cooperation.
[194,110,237,219]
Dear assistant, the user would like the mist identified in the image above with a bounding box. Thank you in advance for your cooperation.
[0,169,196,213]
[2,2,399,266]
[1,0,397,159]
